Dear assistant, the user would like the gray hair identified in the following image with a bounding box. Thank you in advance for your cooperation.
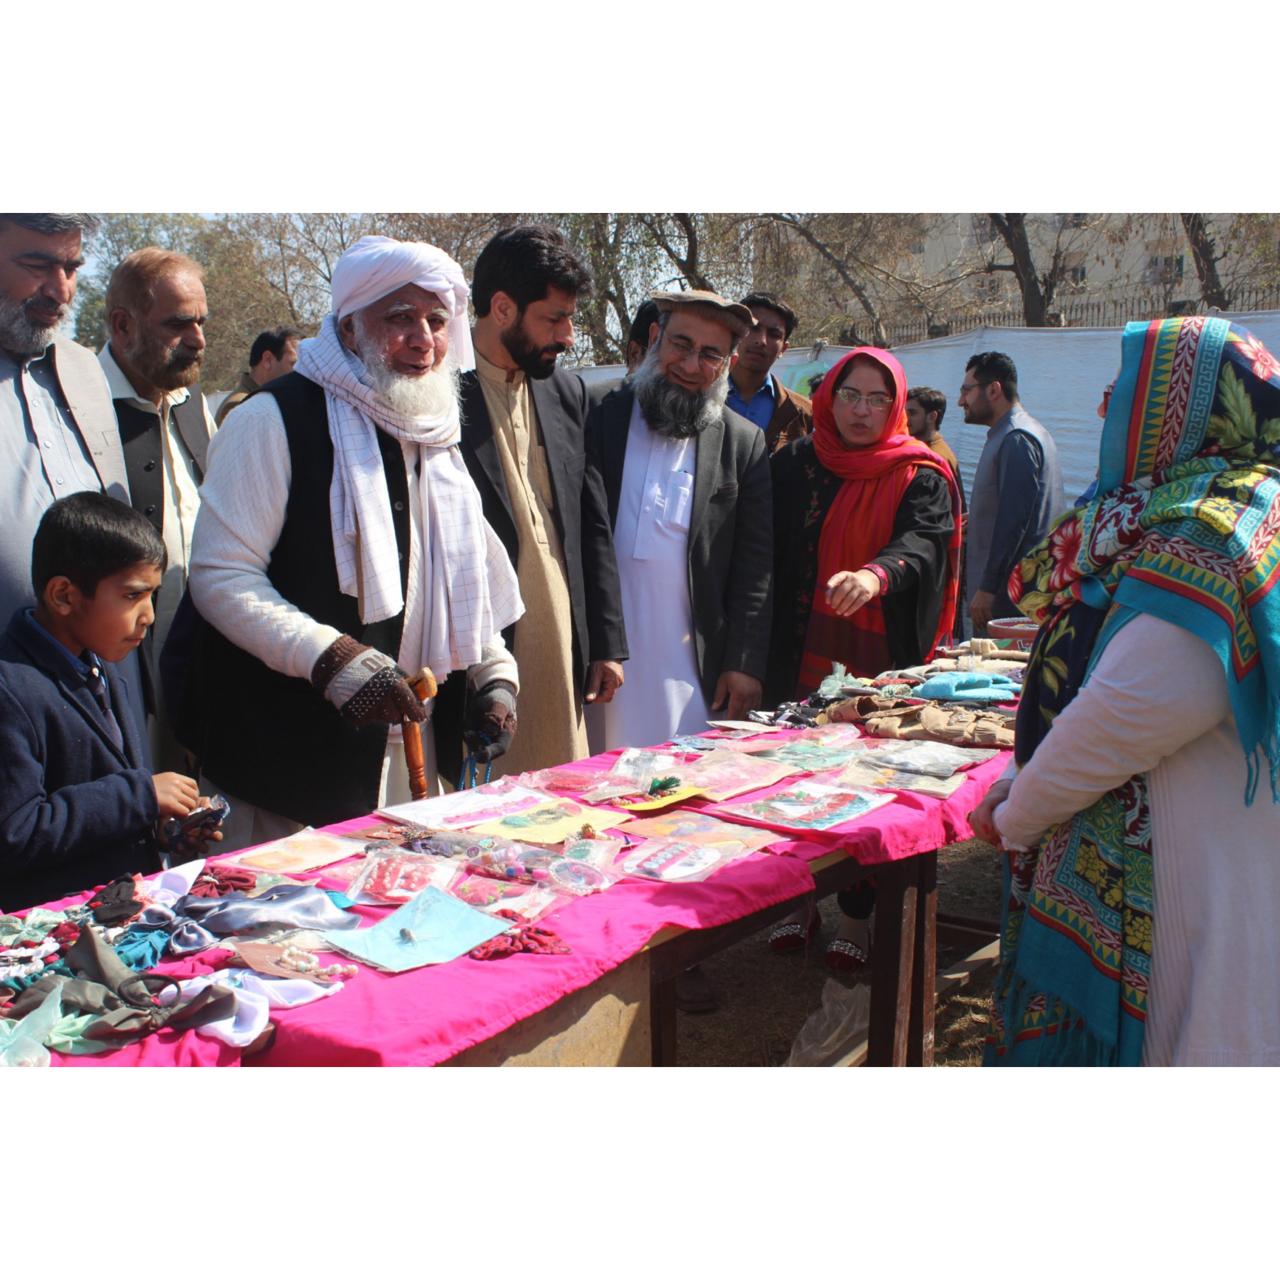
[0,213,101,237]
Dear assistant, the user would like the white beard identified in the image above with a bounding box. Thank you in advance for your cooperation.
[354,319,461,422]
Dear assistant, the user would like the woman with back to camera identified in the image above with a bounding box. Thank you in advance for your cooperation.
[971,316,1280,1065]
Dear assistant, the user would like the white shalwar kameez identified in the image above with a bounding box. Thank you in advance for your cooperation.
[592,400,709,752]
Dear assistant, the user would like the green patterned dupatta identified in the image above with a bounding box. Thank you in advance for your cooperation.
[987,317,1280,1066]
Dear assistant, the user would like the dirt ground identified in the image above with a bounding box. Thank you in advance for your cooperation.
[674,837,1002,1067]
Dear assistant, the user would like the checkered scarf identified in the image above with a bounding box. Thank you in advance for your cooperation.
[296,316,522,673]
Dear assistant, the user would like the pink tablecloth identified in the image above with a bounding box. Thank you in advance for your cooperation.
[49,735,1009,1067]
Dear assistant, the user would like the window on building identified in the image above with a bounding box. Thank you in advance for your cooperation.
[1145,253,1185,285]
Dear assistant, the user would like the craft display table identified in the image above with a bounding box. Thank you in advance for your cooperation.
[42,735,1009,1069]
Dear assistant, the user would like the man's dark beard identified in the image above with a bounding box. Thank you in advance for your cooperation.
[500,316,566,381]
[632,349,729,439]
[125,332,203,391]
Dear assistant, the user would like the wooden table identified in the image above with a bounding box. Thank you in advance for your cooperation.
[645,844,939,1067]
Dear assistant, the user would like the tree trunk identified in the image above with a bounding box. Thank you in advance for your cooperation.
[988,214,1048,326]
[1180,213,1231,310]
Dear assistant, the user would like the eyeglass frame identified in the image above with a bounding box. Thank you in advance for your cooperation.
[662,331,731,372]
[833,387,894,411]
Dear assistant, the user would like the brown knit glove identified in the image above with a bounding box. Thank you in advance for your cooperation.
[463,681,517,763]
[311,635,428,728]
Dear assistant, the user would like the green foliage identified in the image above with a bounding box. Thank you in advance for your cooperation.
[1208,365,1258,451]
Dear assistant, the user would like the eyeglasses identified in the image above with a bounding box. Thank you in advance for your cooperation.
[664,333,729,371]
[834,388,893,411]
[959,381,985,395]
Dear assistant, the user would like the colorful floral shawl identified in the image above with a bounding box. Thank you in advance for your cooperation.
[988,316,1280,1066]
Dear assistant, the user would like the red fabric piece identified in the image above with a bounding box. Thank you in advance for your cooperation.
[468,909,571,960]
[187,865,258,898]
[800,348,963,684]
[49,922,81,948]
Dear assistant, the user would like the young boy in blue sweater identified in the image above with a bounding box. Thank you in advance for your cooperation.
[0,492,217,911]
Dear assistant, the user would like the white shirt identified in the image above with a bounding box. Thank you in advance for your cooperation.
[995,613,1280,1066]
[99,344,211,652]
[593,399,708,751]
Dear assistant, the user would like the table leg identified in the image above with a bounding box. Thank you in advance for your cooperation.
[866,860,919,1066]
[907,851,938,1066]
[651,974,678,1066]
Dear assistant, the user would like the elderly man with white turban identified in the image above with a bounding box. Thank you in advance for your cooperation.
[184,236,523,849]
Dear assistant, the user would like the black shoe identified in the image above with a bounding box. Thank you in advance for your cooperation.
[675,964,719,1015]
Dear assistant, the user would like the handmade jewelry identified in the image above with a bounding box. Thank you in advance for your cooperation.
[277,943,357,982]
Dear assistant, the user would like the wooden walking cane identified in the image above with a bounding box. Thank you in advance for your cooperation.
[403,667,438,801]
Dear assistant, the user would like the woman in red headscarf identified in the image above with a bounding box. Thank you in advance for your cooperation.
[765,348,963,967]
[767,347,962,702]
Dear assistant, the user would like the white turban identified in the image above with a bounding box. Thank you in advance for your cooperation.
[329,234,475,371]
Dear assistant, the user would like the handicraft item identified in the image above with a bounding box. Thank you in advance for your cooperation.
[226,830,369,875]
[323,888,509,972]
[345,846,458,904]
[622,809,778,851]
[468,798,629,845]
[616,838,752,883]
[714,781,893,832]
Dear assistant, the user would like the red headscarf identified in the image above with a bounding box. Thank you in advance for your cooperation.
[800,348,962,682]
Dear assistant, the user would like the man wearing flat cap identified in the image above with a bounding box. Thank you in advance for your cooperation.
[586,290,773,752]
[184,236,523,849]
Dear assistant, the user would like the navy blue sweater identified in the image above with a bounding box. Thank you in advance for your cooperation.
[0,609,159,912]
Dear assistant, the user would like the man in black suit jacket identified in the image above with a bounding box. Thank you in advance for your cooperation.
[450,225,626,777]
[585,290,773,749]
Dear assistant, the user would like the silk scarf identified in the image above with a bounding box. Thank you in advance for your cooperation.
[989,316,1280,1066]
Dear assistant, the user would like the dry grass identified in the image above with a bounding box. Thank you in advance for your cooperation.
[675,837,1003,1067]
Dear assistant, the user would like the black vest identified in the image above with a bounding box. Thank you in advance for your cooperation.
[115,394,209,533]
[190,374,413,825]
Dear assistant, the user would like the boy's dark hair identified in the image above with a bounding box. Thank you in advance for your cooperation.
[965,350,1019,401]
[249,326,304,368]
[470,223,593,318]
[740,291,798,339]
[907,385,947,427]
[32,492,167,597]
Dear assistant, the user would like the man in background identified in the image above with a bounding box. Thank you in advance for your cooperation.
[958,351,1063,633]
[728,291,812,454]
[625,299,660,374]
[215,325,303,425]
[906,385,965,508]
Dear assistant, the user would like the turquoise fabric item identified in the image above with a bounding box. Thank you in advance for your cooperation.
[916,672,1020,703]
[113,925,171,971]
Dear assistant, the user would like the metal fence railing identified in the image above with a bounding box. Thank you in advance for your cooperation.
[885,286,1280,346]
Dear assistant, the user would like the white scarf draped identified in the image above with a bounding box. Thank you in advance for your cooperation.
[295,315,523,675]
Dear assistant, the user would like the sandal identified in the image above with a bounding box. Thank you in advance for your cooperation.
[768,910,818,955]
[824,937,871,975]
